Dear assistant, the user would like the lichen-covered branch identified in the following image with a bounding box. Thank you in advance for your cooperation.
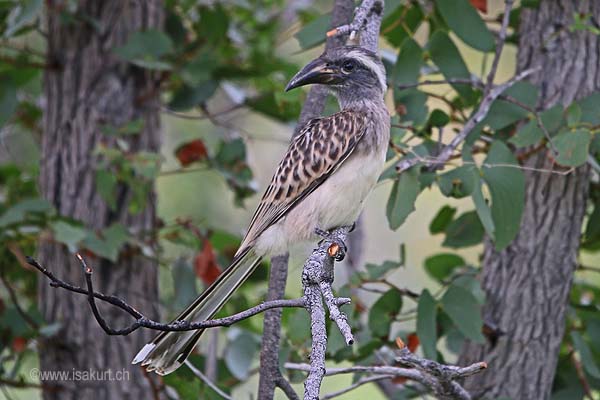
[301,226,354,400]
[286,339,487,400]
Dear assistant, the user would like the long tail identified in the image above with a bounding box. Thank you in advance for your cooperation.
[132,248,262,375]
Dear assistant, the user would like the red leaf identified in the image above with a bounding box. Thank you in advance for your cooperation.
[12,337,27,353]
[407,332,420,352]
[194,240,222,286]
[175,139,208,167]
[470,0,487,13]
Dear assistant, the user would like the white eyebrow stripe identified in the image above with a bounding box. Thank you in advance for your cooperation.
[346,50,387,92]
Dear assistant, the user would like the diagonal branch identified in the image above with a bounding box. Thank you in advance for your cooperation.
[396,66,539,172]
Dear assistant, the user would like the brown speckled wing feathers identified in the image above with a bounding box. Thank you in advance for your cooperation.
[238,110,368,251]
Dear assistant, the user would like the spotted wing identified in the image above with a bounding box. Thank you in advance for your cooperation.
[239,110,368,252]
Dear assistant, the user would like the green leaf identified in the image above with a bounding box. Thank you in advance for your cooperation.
[0,197,52,227]
[566,103,582,127]
[368,288,403,338]
[224,330,260,380]
[428,31,475,102]
[0,80,18,128]
[294,14,330,49]
[472,177,495,239]
[82,223,129,262]
[51,221,88,252]
[115,29,173,59]
[435,0,495,51]
[424,253,465,282]
[196,5,229,44]
[394,89,429,126]
[438,165,478,199]
[429,205,457,234]
[509,104,567,147]
[180,50,216,86]
[587,319,600,354]
[578,93,600,125]
[382,4,424,47]
[553,129,592,167]
[96,170,118,210]
[571,331,600,379]
[417,289,438,360]
[482,141,525,249]
[386,169,420,230]
[442,211,484,248]
[169,81,219,110]
[429,109,450,127]
[286,308,310,344]
[4,0,42,37]
[393,38,423,85]
[484,82,538,130]
[114,29,173,70]
[441,285,484,343]
[509,119,542,148]
[365,260,402,280]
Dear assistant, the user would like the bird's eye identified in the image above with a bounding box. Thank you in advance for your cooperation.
[341,60,355,74]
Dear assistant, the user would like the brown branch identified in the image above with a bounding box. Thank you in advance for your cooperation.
[0,273,39,330]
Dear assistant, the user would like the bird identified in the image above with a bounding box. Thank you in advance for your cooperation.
[132,45,390,375]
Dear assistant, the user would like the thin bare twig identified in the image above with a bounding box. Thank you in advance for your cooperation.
[322,375,394,399]
[185,360,233,400]
[25,254,350,335]
[0,274,39,330]
[396,66,540,172]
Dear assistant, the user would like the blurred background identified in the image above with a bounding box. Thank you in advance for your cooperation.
[1,0,599,399]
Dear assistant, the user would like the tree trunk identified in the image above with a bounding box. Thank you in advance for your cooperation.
[38,1,163,399]
[458,1,599,399]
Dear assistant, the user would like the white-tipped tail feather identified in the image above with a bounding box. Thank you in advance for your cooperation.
[132,248,262,375]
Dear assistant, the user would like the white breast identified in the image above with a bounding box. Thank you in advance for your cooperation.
[254,150,386,256]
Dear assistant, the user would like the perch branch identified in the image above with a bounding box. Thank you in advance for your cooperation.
[302,226,354,400]
[25,255,349,335]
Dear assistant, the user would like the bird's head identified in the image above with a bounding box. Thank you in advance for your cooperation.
[285,46,387,105]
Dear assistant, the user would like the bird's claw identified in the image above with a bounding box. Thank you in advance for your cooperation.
[315,228,347,262]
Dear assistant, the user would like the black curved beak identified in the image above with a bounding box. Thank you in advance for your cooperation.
[285,58,343,92]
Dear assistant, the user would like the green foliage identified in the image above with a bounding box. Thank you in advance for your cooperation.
[424,253,465,282]
[482,141,525,249]
[368,288,403,339]
[441,285,484,343]
[553,129,592,167]
[428,30,476,102]
[386,168,420,230]
[1,1,600,397]
[417,289,438,360]
[442,211,484,248]
[114,29,174,70]
[435,0,495,51]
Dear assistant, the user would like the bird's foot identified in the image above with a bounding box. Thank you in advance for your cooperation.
[315,228,347,262]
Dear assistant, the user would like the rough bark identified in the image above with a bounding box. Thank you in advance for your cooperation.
[458,2,599,399]
[38,1,163,399]
[257,254,291,399]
